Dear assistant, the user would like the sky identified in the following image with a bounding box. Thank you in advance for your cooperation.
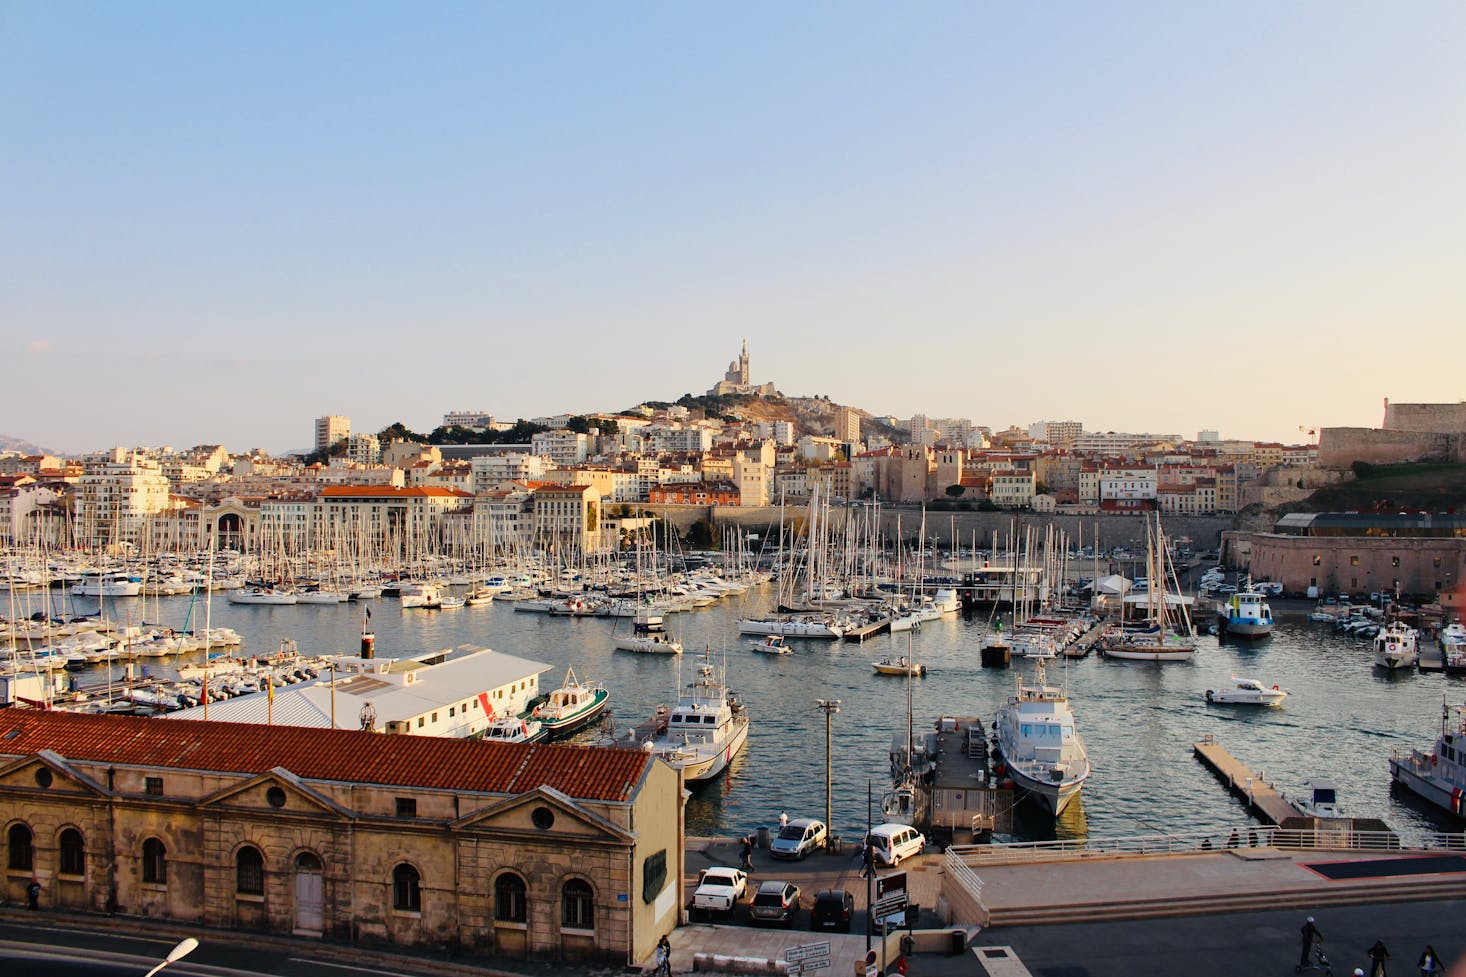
[2,2,1463,455]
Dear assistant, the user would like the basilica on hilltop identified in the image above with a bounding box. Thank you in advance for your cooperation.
[707,340,779,398]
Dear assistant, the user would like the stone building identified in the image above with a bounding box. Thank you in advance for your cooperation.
[0,711,681,965]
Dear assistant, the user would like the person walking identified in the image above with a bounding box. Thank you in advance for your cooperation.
[653,934,672,977]
[25,879,41,911]
[1297,916,1322,972]
[739,836,754,873]
[1367,939,1390,977]
[1417,945,1444,976]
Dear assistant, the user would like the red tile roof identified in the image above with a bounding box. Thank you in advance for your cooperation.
[320,485,471,499]
[2,712,652,803]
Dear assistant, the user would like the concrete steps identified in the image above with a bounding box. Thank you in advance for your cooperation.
[986,877,1466,927]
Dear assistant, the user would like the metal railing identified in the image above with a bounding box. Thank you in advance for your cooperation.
[947,826,1466,866]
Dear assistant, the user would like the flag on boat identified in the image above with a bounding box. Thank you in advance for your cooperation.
[365,607,372,619]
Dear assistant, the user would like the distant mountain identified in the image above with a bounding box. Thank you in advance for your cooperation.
[0,434,56,456]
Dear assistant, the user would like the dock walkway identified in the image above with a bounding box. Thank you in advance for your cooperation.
[1193,737,1297,825]
[1064,621,1110,658]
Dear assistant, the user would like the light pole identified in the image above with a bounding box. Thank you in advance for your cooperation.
[143,937,199,977]
[865,779,873,954]
[816,699,840,836]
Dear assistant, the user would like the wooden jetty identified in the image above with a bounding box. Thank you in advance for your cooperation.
[1193,737,1299,825]
[843,617,892,642]
[1064,621,1110,658]
[1419,638,1444,672]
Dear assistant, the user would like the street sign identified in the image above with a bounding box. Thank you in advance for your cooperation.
[787,959,832,975]
[784,942,831,964]
[872,870,909,917]
[864,949,878,977]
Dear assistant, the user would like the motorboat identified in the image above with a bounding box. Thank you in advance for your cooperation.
[1373,622,1419,670]
[1216,588,1273,638]
[531,665,610,738]
[463,589,495,606]
[70,572,142,598]
[1439,623,1466,675]
[1204,676,1289,707]
[614,608,683,654]
[1292,779,1344,818]
[1389,700,1466,818]
[481,714,546,744]
[399,582,442,609]
[749,634,792,655]
[643,651,750,783]
[992,659,1091,815]
[872,656,926,677]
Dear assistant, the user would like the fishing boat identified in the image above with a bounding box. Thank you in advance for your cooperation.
[1389,699,1466,818]
[1204,676,1289,707]
[749,634,792,655]
[531,666,610,738]
[644,650,750,784]
[1216,585,1274,638]
[992,659,1091,815]
[1373,622,1419,670]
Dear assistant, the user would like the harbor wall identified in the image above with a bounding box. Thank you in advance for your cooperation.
[635,506,1233,552]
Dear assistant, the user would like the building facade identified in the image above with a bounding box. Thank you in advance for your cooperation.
[315,416,351,454]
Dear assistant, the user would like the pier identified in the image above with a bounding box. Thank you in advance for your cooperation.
[842,617,892,641]
[926,715,1012,843]
[1064,621,1110,658]
[1419,637,1444,672]
[1192,737,1298,825]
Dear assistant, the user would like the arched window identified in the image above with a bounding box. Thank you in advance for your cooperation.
[295,851,323,872]
[58,829,85,876]
[236,846,264,895]
[7,824,33,872]
[392,863,421,912]
[142,838,167,885]
[494,872,527,922]
[562,878,594,929]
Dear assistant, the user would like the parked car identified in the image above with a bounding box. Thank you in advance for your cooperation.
[749,880,801,926]
[770,818,828,860]
[692,867,748,914]
[809,888,854,932]
[865,823,925,867]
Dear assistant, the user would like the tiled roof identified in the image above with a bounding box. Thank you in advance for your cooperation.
[320,485,471,499]
[1,712,652,803]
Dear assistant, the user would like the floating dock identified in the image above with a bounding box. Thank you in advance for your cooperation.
[843,618,892,642]
[1192,737,1299,825]
[1064,621,1110,658]
[1419,638,1444,672]
[925,715,1012,843]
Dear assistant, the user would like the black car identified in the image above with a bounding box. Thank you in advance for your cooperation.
[809,888,854,932]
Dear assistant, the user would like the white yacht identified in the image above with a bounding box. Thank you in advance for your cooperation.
[1204,676,1289,707]
[1373,622,1419,670]
[399,582,442,610]
[737,615,845,639]
[1389,700,1466,818]
[71,572,142,598]
[1439,623,1466,674]
[992,660,1091,815]
[1293,779,1344,818]
[227,586,297,605]
[644,652,750,783]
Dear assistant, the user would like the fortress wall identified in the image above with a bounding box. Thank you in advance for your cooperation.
[1383,401,1466,433]
[1316,427,1459,469]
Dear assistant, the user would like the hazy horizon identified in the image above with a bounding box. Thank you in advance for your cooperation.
[3,3,1461,454]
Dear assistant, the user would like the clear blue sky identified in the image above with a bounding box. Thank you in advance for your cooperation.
[2,2,1462,454]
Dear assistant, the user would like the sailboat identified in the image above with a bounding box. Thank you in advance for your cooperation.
[1099,514,1197,663]
[881,631,929,825]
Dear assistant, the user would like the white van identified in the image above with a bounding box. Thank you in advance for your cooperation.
[865,823,925,867]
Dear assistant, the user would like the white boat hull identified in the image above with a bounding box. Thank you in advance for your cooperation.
[663,715,750,783]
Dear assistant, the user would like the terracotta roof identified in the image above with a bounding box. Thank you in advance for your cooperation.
[1,711,652,803]
[320,485,471,499]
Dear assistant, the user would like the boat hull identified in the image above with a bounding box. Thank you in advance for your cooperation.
[537,688,611,738]
[671,714,751,783]
[1389,755,1466,818]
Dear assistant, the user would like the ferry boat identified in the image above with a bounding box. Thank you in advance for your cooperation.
[1216,588,1274,638]
[531,666,610,738]
[992,660,1091,815]
[1389,700,1466,819]
[1373,622,1419,670]
[644,651,750,783]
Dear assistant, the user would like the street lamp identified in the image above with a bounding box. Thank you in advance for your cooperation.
[816,699,840,836]
[143,938,198,977]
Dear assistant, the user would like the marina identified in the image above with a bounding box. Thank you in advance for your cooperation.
[4,577,1465,845]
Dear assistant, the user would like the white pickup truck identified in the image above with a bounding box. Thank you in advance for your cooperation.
[692,866,748,913]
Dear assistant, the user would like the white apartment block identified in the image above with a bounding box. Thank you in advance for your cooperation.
[472,489,534,552]
[442,411,497,430]
[1028,420,1083,446]
[345,433,381,465]
[532,485,603,555]
[770,421,795,445]
[312,486,473,554]
[74,455,173,547]
[471,450,549,490]
[647,426,713,455]
[314,415,350,453]
[1100,471,1158,503]
[1071,432,1181,453]
[731,457,770,507]
[530,431,589,467]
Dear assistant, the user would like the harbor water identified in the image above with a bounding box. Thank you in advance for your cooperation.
[36,585,1465,846]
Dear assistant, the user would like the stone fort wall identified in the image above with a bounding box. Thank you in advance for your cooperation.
[1316,427,1466,469]
[1383,400,1466,433]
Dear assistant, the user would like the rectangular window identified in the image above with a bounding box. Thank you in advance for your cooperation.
[432,712,438,722]
[1350,556,1359,567]
[396,797,417,818]
[449,706,455,717]
[1391,556,1400,568]
[417,717,425,728]
[1312,555,1322,567]
[145,777,164,796]
[1434,556,1443,568]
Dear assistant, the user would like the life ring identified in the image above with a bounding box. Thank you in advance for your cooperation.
[1272,685,1280,691]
